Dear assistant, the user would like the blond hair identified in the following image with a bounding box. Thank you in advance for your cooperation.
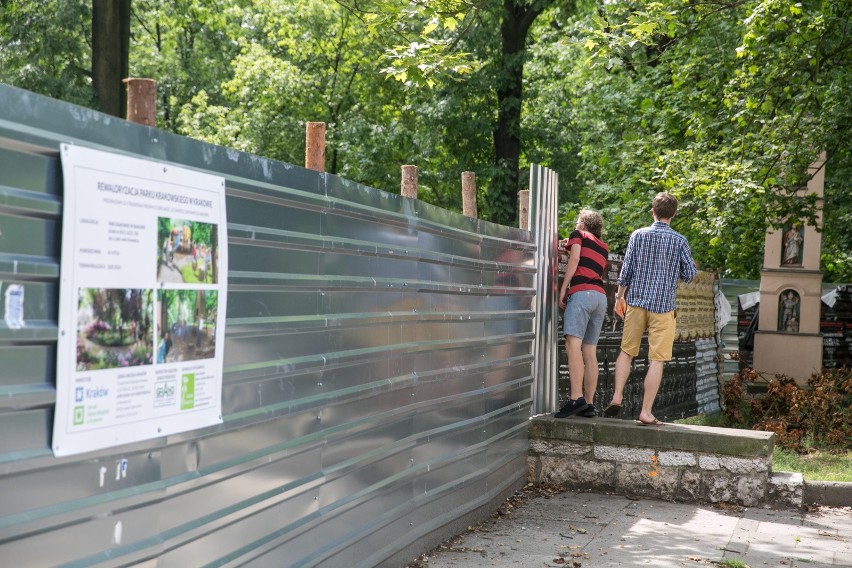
[577,209,603,238]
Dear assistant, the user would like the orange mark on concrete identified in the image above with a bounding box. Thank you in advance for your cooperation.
[648,454,659,478]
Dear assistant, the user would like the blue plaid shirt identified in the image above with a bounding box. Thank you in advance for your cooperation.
[618,221,697,313]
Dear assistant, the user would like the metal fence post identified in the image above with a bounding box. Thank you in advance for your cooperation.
[528,167,559,415]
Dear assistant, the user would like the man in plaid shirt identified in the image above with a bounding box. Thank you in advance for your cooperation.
[604,192,697,426]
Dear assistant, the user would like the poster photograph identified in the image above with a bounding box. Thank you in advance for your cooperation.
[157,218,220,285]
[53,144,228,457]
[76,288,155,371]
[156,289,218,364]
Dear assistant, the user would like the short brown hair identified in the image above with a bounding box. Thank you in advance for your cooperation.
[577,209,603,238]
[652,192,678,220]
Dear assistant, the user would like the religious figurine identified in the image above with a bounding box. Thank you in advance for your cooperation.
[778,290,800,333]
[781,223,803,266]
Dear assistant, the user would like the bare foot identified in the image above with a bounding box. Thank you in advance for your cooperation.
[637,414,664,426]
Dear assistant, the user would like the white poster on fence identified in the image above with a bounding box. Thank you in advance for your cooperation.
[53,144,228,457]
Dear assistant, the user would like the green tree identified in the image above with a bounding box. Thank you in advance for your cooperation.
[335,0,563,224]
[822,152,852,282]
[3,0,847,279]
[92,0,130,117]
[175,0,397,173]
[554,0,851,278]
[489,0,556,225]
[130,0,249,129]
[0,0,131,116]
[0,0,93,106]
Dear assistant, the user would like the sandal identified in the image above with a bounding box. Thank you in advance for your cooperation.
[603,403,622,418]
[636,418,665,426]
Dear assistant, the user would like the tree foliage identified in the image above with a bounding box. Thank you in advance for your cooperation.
[130,0,250,130]
[0,0,849,279]
[334,0,483,85]
[0,0,93,106]
[569,0,852,279]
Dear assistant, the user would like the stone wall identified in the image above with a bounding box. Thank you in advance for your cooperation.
[527,417,802,508]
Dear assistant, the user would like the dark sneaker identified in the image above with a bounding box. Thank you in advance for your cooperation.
[554,397,593,418]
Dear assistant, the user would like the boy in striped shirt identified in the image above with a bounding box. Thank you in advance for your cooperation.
[555,210,609,418]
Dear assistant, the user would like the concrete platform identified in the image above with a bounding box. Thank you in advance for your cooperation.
[528,416,787,507]
[406,488,852,567]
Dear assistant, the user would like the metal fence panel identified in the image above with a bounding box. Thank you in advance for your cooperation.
[0,84,540,567]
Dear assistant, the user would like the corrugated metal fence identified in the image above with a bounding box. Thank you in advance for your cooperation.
[529,166,559,415]
[0,84,556,567]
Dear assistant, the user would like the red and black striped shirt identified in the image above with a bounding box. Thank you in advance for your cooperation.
[566,229,608,295]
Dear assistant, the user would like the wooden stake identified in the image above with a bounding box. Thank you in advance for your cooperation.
[401,165,418,199]
[122,78,156,126]
[518,190,530,230]
[461,171,477,218]
[305,122,326,172]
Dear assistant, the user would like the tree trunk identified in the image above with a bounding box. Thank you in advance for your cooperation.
[492,0,549,226]
[211,224,218,285]
[160,293,169,341]
[92,0,131,117]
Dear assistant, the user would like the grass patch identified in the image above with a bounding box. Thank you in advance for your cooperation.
[675,413,723,427]
[180,263,213,284]
[717,560,750,568]
[772,446,852,482]
[675,413,852,482]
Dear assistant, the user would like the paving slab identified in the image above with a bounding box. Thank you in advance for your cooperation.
[405,489,852,568]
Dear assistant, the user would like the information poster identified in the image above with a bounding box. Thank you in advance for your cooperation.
[53,144,228,457]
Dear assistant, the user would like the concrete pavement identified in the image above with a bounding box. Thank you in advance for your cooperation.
[406,487,851,567]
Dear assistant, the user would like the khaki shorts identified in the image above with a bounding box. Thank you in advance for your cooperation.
[620,306,676,361]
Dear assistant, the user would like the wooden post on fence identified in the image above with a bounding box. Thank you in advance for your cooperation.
[518,190,530,230]
[401,165,418,199]
[461,171,477,218]
[122,78,157,126]
[305,122,326,172]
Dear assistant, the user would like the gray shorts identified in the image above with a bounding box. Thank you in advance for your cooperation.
[563,290,608,345]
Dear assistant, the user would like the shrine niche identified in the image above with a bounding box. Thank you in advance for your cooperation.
[781,221,804,266]
[753,152,825,383]
[778,289,800,332]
